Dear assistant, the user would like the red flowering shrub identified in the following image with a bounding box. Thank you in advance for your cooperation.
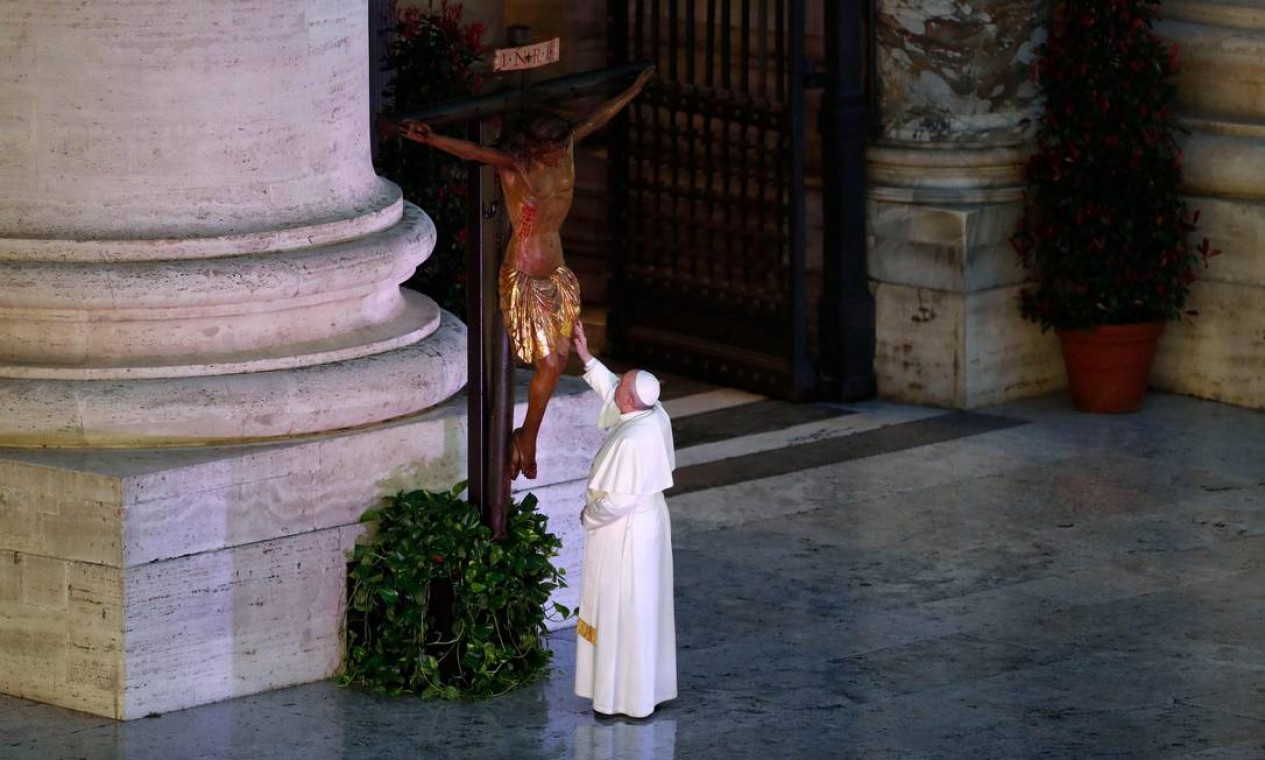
[1011,0,1217,331]
[377,0,490,315]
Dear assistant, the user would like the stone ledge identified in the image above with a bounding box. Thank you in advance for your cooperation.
[0,371,601,567]
[0,311,467,447]
[868,199,1028,293]
[0,185,405,263]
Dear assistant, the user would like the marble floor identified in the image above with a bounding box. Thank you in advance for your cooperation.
[3,389,1264,759]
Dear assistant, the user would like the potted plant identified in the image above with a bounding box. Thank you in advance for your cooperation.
[1011,0,1218,413]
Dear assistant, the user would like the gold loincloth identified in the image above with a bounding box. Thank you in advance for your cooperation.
[499,264,581,364]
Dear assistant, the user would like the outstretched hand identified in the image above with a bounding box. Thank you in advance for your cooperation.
[399,120,434,144]
[573,321,593,364]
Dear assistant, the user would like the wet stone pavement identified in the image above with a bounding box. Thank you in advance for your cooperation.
[3,391,1264,759]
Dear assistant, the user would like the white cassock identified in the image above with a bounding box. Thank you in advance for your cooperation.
[574,358,677,718]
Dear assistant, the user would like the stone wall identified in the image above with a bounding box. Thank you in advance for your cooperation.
[871,0,1265,412]
[1154,1,1265,410]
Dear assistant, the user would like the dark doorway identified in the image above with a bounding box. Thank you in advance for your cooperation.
[607,0,874,401]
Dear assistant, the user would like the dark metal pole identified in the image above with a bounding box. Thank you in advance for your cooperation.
[465,120,488,514]
[488,295,513,539]
[818,0,877,401]
[482,142,511,539]
[467,117,509,539]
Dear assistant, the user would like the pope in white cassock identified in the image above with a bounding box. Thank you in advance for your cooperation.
[571,322,677,719]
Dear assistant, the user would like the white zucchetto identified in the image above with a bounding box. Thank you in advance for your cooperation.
[633,370,661,407]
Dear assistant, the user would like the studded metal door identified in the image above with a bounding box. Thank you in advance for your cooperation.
[607,0,814,398]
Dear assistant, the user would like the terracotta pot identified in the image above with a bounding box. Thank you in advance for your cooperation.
[1056,322,1166,413]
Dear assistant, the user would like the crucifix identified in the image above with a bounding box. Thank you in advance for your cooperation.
[379,30,653,539]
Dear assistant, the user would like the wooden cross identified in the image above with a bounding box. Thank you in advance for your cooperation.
[387,30,650,539]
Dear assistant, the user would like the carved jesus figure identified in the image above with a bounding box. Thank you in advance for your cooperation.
[392,67,653,480]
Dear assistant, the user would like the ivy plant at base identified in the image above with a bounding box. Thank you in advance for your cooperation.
[340,482,571,699]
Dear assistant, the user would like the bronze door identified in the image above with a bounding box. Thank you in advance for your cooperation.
[608,0,815,399]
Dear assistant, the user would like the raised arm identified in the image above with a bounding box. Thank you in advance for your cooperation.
[385,117,517,170]
[571,66,655,143]
[574,323,619,399]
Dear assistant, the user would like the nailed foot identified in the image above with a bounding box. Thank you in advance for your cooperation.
[512,427,538,480]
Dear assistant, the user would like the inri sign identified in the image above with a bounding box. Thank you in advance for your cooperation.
[493,38,562,72]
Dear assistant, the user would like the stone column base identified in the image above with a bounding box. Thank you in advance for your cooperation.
[869,195,1066,408]
[874,281,1065,408]
[0,375,601,719]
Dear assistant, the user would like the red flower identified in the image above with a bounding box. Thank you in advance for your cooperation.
[1012,0,1214,331]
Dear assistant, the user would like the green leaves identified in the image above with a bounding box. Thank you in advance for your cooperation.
[1012,0,1216,331]
[340,486,571,700]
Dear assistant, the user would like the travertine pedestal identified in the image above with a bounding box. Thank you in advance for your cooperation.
[868,0,1064,408]
[0,371,601,720]
[1156,1,1265,410]
[0,0,489,717]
